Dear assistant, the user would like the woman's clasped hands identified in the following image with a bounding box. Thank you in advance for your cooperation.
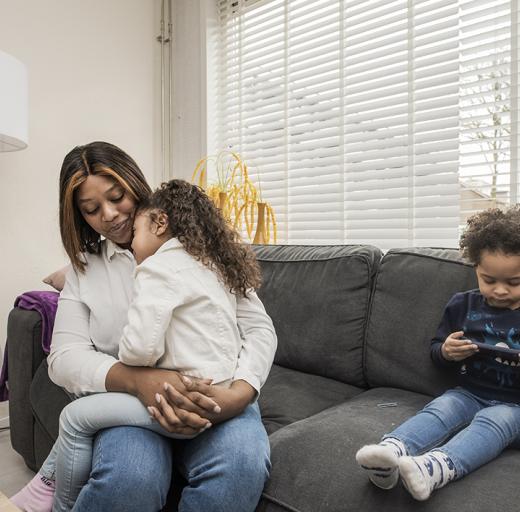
[131,367,256,435]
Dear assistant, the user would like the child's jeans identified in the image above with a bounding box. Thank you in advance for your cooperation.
[41,392,197,512]
[385,387,520,479]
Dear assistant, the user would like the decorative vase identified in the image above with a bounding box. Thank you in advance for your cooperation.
[218,191,228,210]
[253,202,267,244]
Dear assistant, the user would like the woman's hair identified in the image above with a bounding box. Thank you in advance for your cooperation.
[59,141,152,272]
[460,206,520,265]
[139,179,261,296]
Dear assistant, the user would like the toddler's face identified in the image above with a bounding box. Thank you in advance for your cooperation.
[131,212,165,264]
[476,250,520,310]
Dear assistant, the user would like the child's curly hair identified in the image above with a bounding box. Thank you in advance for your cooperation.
[139,179,261,296]
[460,206,520,265]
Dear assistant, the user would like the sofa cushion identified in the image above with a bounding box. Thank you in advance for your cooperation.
[365,248,478,396]
[253,245,382,387]
[30,361,71,438]
[258,387,520,512]
[259,364,364,435]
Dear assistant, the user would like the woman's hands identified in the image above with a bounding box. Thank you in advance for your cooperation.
[106,364,256,434]
[441,331,479,361]
[106,363,219,435]
[149,378,256,432]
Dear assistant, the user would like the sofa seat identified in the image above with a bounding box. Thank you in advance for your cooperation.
[259,386,520,512]
[259,364,365,435]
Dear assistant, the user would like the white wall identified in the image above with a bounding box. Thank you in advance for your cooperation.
[0,0,157,355]
[170,0,215,180]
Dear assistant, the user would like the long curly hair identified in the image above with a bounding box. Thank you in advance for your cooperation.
[139,179,261,296]
[460,206,520,265]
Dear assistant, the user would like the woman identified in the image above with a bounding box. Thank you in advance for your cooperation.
[47,141,276,511]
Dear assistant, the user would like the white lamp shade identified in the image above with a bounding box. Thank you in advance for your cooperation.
[0,50,28,151]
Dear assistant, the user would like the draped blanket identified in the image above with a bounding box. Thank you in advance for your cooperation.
[0,291,59,401]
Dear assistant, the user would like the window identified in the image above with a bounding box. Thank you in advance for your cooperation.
[215,0,519,248]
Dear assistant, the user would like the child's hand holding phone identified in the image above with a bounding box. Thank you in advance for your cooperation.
[441,331,479,361]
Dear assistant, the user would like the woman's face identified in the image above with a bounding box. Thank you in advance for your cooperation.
[76,174,136,246]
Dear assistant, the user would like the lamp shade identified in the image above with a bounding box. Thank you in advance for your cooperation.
[0,50,28,151]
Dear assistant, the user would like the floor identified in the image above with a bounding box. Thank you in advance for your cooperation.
[0,402,34,497]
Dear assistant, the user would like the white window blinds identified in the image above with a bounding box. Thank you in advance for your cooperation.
[215,0,520,248]
[460,0,518,222]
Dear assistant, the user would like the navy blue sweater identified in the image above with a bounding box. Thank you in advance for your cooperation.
[431,289,520,403]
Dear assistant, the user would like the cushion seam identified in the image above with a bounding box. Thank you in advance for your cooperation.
[384,250,471,267]
[255,247,380,264]
[362,253,383,387]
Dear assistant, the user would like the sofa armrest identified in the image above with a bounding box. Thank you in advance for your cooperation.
[7,307,47,471]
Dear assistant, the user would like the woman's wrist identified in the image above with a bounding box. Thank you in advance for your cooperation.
[230,379,256,407]
[105,362,137,395]
[205,380,255,423]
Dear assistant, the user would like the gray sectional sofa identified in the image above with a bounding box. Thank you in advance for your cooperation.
[7,244,518,512]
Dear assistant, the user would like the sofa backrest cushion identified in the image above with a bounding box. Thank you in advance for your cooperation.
[365,248,478,396]
[253,245,382,387]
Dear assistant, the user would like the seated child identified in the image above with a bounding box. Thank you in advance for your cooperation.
[12,179,265,512]
[356,206,520,500]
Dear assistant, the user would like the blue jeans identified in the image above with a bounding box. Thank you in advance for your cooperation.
[71,402,270,512]
[48,392,195,512]
[386,387,520,478]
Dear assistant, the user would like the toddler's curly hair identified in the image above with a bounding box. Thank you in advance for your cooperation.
[460,206,520,265]
[138,179,261,296]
